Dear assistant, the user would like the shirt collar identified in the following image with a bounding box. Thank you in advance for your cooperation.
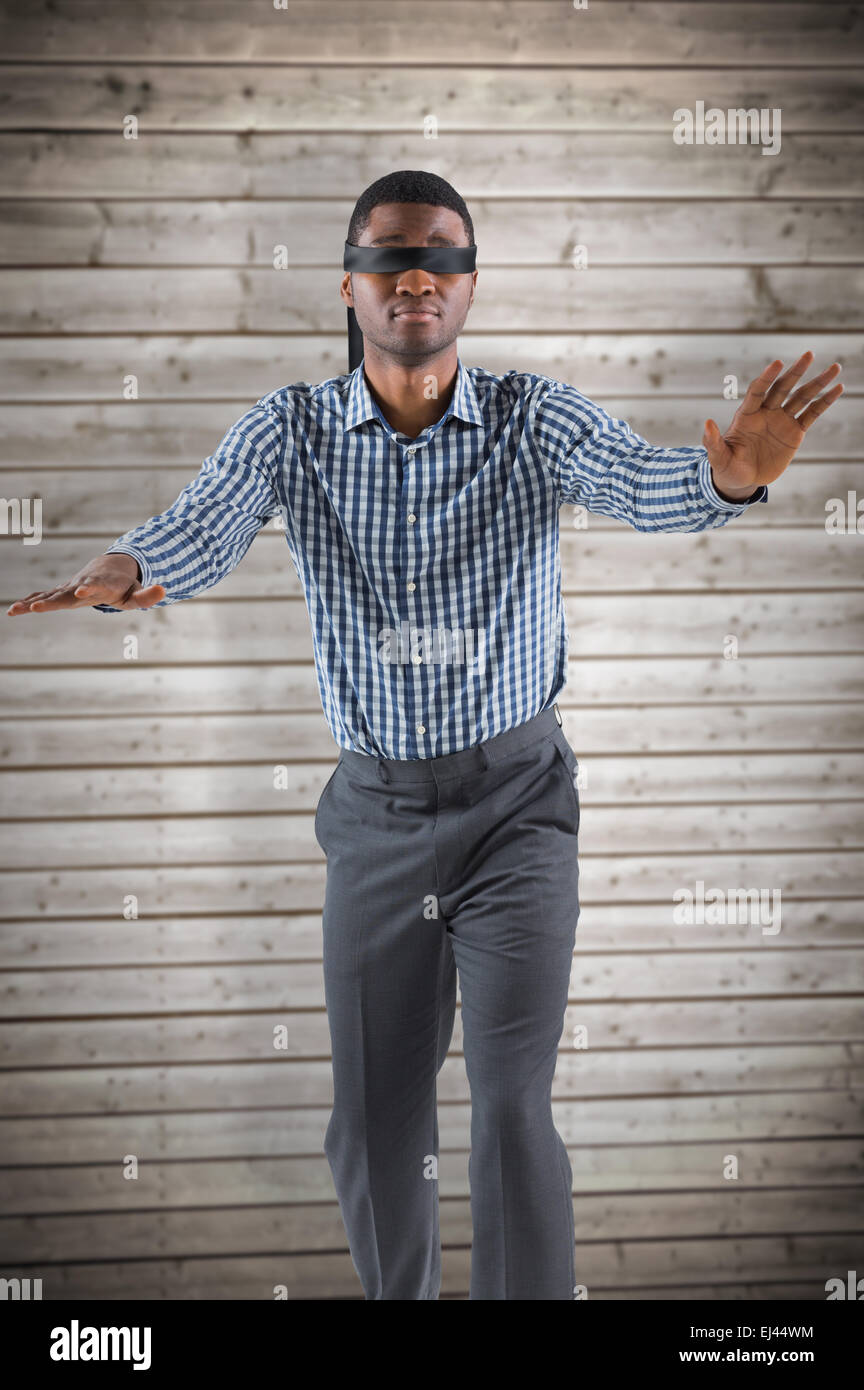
[343,356,485,434]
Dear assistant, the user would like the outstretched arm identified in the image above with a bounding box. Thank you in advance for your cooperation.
[7,400,285,617]
[534,350,842,533]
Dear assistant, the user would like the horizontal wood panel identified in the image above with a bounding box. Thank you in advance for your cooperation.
[1,851,860,918]
[6,529,862,598]
[1,0,859,1298]
[2,464,858,538]
[4,594,862,663]
[598,1284,850,1301]
[2,1092,860,1165]
[3,998,862,1072]
[0,332,860,400]
[0,1248,856,1301]
[0,660,859,715]
[0,801,860,867]
[3,66,863,132]
[3,744,862,803]
[3,3,861,66]
[0,705,859,762]
[1,1245,852,1300]
[3,134,862,200]
[4,265,864,333]
[2,900,861,971]
[4,1138,863,1213]
[2,1045,862,1120]
[4,202,862,272]
[1,1187,862,1265]
[4,404,853,468]
[3,951,861,1019]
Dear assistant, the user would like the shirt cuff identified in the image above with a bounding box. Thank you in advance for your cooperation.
[93,544,154,613]
[698,452,768,512]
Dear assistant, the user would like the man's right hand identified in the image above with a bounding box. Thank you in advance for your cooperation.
[6,553,166,615]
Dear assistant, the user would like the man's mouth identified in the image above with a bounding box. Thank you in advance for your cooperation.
[394,308,439,321]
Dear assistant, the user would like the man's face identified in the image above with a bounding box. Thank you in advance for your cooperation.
[340,202,477,365]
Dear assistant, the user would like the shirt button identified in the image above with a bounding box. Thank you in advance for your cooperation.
[407,581,416,591]
[407,513,416,523]
[406,446,416,455]
[412,655,422,664]
[416,724,426,734]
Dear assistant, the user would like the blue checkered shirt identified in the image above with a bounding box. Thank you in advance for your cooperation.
[97,358,767,758]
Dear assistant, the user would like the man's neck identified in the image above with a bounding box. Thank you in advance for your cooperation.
[362,347,458,439]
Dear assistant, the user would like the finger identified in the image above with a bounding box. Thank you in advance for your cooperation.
[21,586,73,608]
[29,587,87,611]
[795,382,844,431]
[112,582,167,611]
[742,359,785,406]
[31,577,115,610]
[762,350,814,409]
[128,584,166,608]
[6,598,47,615]
[782,362,841,414]
[10,587,57,604]
[7,577,116,615]
[6,589,55,614]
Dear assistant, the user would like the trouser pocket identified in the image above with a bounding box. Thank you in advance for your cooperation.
[549,730,580,830]
[314,757,343,848]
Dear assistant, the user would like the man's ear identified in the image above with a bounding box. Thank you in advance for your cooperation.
[340,271,353,307]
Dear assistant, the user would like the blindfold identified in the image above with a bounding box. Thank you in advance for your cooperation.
[342,242,478,371]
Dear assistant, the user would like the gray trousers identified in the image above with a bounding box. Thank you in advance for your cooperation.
[313,704,581,1300]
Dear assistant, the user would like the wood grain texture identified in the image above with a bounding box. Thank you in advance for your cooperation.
[5,528,864,593]
[3,996,863,1072]
[2,1188,863,1267]
[0,662,861,715]
[4,1137,864,1209]
[0,0,861,1301]
[2,65,862,131]
[3,593,862,661]
[4,266,864,334]
[3,133,862,199]
[2,899,862,969]
[2,3,861,66]
[0,332,861,400]
[2,203,861,269]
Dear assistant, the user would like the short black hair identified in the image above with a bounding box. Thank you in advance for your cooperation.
[347,169,475,246]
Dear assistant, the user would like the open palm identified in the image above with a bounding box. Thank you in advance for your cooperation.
[703,351,843,495]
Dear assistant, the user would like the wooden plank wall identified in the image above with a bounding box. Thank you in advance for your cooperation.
[0,0,862,1300]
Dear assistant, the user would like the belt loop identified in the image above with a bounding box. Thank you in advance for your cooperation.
[553,702,563,726]
[377,756,390,784]
[478,743,489,771]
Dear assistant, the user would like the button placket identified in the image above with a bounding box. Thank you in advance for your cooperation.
[403,440,427,743]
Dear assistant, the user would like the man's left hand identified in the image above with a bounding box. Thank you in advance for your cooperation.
[703,351,844,501]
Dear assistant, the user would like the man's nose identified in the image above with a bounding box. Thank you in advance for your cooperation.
[394,269,437,294]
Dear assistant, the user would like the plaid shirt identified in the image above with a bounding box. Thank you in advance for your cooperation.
[97,358,767,758]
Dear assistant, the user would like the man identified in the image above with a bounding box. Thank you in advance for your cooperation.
[7,170,843,1301]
